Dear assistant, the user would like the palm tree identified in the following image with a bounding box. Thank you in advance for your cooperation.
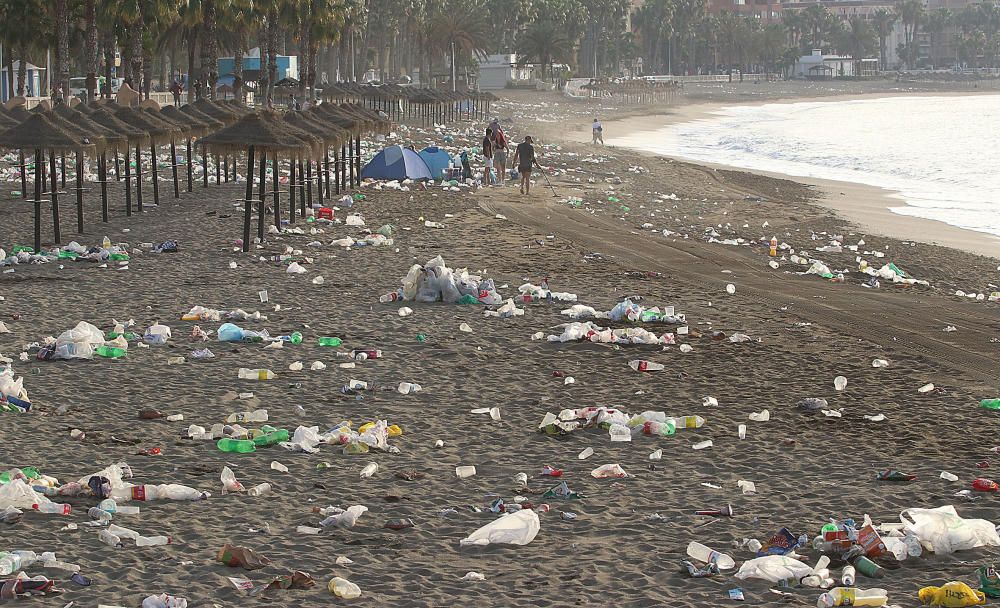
[54,0,70,100]
[426,0,490,91]
[635,0,671,73]
[518,20,574,82]
[840,16,876,76]
[0,0,47,96]
[871,8,897,71]
[84,0,99,102]
[895,0,924,68]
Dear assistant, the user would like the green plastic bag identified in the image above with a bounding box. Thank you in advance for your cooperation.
[979,565,1000,598]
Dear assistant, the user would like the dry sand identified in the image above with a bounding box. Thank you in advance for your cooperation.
[1,85,1000,607]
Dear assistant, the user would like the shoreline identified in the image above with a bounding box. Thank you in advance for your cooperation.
[566,92,1000,259]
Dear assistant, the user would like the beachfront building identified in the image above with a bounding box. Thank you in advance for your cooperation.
[477,54,535,90]
[705,0,783,22]
[0,61,45,102]
[217,48,299,85]
[792,49,879,78]
[781,0,906,68]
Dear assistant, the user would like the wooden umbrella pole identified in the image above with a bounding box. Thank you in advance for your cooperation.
[215,153,221,185]
[300,160,307,218]
[49,151,61,244]
[202,145,208,188]
[257,152,267,243]
[114,150,121,181]
[18,150,27,199]
[33,149,42,253]
[243,145,255,252]
[324,151,331,197]
[289,157,296,224]
[304,159,312,211]
[150,143,160,207]
[171,141,179,198]
[355,136,361,188]
[135,145,144,212]
[124,148,132,216]
[60,153,66,188]
[223,155,229,183]
[272,153,281,231]
[75,151,84,234]
[99,153,108,222]
[186,139,193,192]
[334,149,340,195]
[316,154,324,208]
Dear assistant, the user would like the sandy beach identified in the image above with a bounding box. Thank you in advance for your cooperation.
[3,83,1000,607]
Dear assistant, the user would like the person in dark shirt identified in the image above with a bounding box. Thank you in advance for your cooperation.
[510,135,538,195]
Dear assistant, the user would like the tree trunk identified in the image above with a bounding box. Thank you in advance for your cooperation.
[16,45,26,96]
[234,35,245,104]
[201,0,219,99]
[143,45,153,99]
[187,29,199,102]
[85,0,98,103]
[267,14,279,106]
[102,32,115,97]
[56,0,70,100]
[130,16,144,94]
[299,13,309,98]
[5,53,13,99]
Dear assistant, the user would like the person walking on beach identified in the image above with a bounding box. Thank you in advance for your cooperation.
[510,135,538,195]
[491,121,508,185]
[481,127,495,186]
[592,118,604,145]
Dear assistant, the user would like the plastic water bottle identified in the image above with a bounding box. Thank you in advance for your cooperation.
[359,463,378,478]
[318,337,343,347]
[802,555,831,587]
[247,483,272,497]
[940,471,959,482]
[674,415,706,429]
[817,587,887,607]
[629,359,664,372]
[238,368,275,380]
[217,438,256,453]
[692,440,713,450]
[379,290,402,303]
[32,502,71,514]
[98,529,123,547]
[578,447,594,460]
[841,565,856,585]
[686,541,735,570]
[0,551,37,575]
[88,506,113,522]
[397,382,422,394]
[136,535,171,546]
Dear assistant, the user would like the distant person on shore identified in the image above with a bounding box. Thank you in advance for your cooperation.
[490,121,508,185]
[511,135,537,195]
[193,79,202,100]
[170,80,182,105]
[592,118,604,145]
[481,127,495,186]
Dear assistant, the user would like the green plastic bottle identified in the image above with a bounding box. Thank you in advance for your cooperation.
[57,250,78,260]
[416,334,427,343]
[217,438,256,453]
[981,399,1000,410]
[252,427,289,447]
[318,337,342,347]
[94,345,127,359]
[109,253,130,261]
[289,332,303,345]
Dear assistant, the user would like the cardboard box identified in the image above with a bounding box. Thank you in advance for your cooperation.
[857,524,887,557]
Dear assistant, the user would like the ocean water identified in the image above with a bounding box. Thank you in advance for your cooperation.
[609,96,1000,237]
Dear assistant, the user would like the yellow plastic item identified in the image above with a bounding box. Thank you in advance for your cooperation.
[387,424,403,437]
[358,421,375,434]
[180,314,200,321]
[919,582,986,607]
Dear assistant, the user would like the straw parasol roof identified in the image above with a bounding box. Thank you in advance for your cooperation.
[31,107,106,153]
[141,107,193,138]
[178,104,226,132]
[158,105,210,138]
[53,104,127,153]
[87,106,150,146]
[0,112,95,153]
[196,110,311,156]
[192,99,240,125]
[114,106,178,146]
[283,111,347,148]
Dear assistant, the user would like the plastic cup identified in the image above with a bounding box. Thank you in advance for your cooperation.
[738,424,747,440]
[455,466,477,479]
[247,483,271,497]
[258,290,268,303]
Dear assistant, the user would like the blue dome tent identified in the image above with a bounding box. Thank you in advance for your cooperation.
[361,145,433,181]
[418,146,451,181]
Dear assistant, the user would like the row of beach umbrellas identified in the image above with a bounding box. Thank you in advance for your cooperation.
[0,99,391,253]
[320,84,497,126]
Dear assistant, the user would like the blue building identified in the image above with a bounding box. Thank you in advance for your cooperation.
[218,48,298,83]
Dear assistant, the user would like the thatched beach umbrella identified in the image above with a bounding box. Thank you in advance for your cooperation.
[144,107,194,198]
[192,99,241,187]
[53,104,127,225]
[115,107,179,212]
[178,104,225,190]
[197,110,309,251]
[0,113,94,251]
[284,112,349,217]
[87,107,149,215]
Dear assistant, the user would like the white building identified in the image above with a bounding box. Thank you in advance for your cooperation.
[477,54,534,90]
[792,50,878,79]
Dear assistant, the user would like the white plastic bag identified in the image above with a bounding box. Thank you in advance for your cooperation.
[734,555,812,583]
[460,509,540,547]
[901,505,1000,554]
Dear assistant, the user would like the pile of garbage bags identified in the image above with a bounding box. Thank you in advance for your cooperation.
[182,306,267,323]
[518,283,578,302]
[395,256,503,305]
[274,420,402,455]
[547,321,675,345]
[560,298,686,324]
